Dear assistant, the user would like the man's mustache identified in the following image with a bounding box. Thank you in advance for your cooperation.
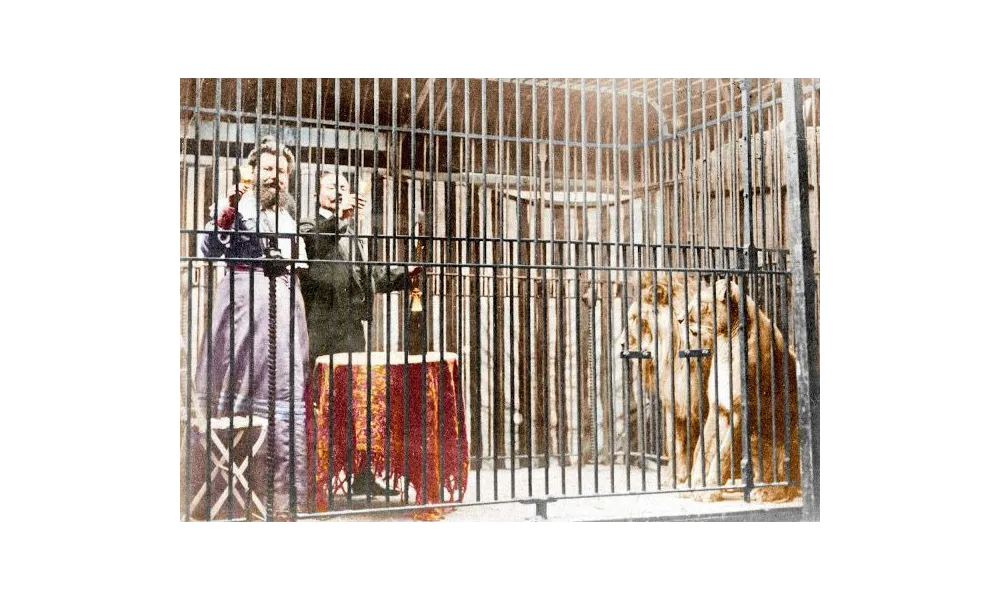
[258,186,296,213]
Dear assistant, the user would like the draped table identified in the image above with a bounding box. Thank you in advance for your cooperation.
[307,352,468,516]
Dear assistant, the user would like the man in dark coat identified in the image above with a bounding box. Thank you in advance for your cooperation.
[299,170,417,496]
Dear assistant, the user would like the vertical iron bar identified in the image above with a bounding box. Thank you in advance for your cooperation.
[380,83,395,505]
[641,78,663,490]
[287,78,303,519]
[460,77,473,502]
[367,78,380,506]
[750,81,765,497]
[421,82,431,504]
[611,79,630,492]
[517,80,532,489]
[529,78,541,487]
[403,77,416,506]
[547,80,557,494]
[502,81,516,499]
[684,80,706,490]
[655,78,678,489]
[608,78,616,494]
[701,79,710,251]
[510,79,531,497]
[206,78,221,520]
[591,78,600,494]
[626,78,646,491]
[560,78,573,491]
[220,78,238,521]
[249,78,261,516]
[782,74,823,519]
[584,82,599,494]
[490,79,501,500]
[310,78,322,514]
[709,79,732,485]
[738,79,757,502]
[441,78,451,504]
[184,79,201,521]
[573,89,584,495]
[667,80,682,488]
[726,81,739,486]
[479,78,488,501]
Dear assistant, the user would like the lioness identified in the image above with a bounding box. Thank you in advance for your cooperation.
[682,278,801,502]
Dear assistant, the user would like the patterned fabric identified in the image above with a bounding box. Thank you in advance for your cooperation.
[308,353,469,511]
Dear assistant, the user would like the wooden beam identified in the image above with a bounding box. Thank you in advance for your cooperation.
[414,78,433,121]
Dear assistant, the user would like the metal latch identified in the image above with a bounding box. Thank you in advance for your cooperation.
[620,350,652,360]
[679,348,711,358]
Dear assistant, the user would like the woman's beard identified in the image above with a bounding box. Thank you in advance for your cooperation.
[258,187,296,215]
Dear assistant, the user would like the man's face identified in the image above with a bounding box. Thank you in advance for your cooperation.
[319,173,354,216]
[257,152,290,191]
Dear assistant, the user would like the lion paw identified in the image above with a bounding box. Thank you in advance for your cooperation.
[749,486,799,503]
[689,490,725,502]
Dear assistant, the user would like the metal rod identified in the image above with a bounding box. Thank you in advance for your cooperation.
[560,78,571,493]
[478,77,488,501]
[751,83,766,491]
[590,79,600,493]
[514,79,530,494]
[183,78,198,521]
[200,78,218,520]
[248,78,262,515]
[738,78,757,502]
[382,77,396,505]
[403,77,416,506]
[781,78,820,521]
[683,80,707,490]
[458,77,474,502]
[640,78,663,491]
[611,79,632,491]
[287,78,303,519]
[626,78,646,492]
[421,83,431,504]
[487,82,499,489]
[180,107,635,150]
[360,79,375,508]
[583,80,600,494]
[217,78,239,522]
[543,79,553,495]
[528,78,542,488]
[309,78,322,514]
[572,84,584,495]
[441,78,451,504]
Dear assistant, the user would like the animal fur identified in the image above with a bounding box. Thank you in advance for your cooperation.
[681,278,801,502]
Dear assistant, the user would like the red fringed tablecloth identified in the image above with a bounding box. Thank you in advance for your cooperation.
[307,352,468,512]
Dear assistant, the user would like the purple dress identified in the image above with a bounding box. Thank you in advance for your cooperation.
[194,199,310,516]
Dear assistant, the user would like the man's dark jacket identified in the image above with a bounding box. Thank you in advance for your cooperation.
[299,213,407,361]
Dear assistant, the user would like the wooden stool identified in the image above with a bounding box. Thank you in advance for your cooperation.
[189,416,267,520]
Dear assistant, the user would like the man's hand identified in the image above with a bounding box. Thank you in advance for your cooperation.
[337,193,358,220]
[226,181,249,207]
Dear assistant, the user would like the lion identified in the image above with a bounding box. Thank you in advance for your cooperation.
[619,271,710,486]
[681,278,801,502]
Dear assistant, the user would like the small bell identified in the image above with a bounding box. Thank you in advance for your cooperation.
[410,287,423,313]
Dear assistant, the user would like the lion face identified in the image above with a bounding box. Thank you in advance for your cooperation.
[680,279,744,345]
[620,298,675,393]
